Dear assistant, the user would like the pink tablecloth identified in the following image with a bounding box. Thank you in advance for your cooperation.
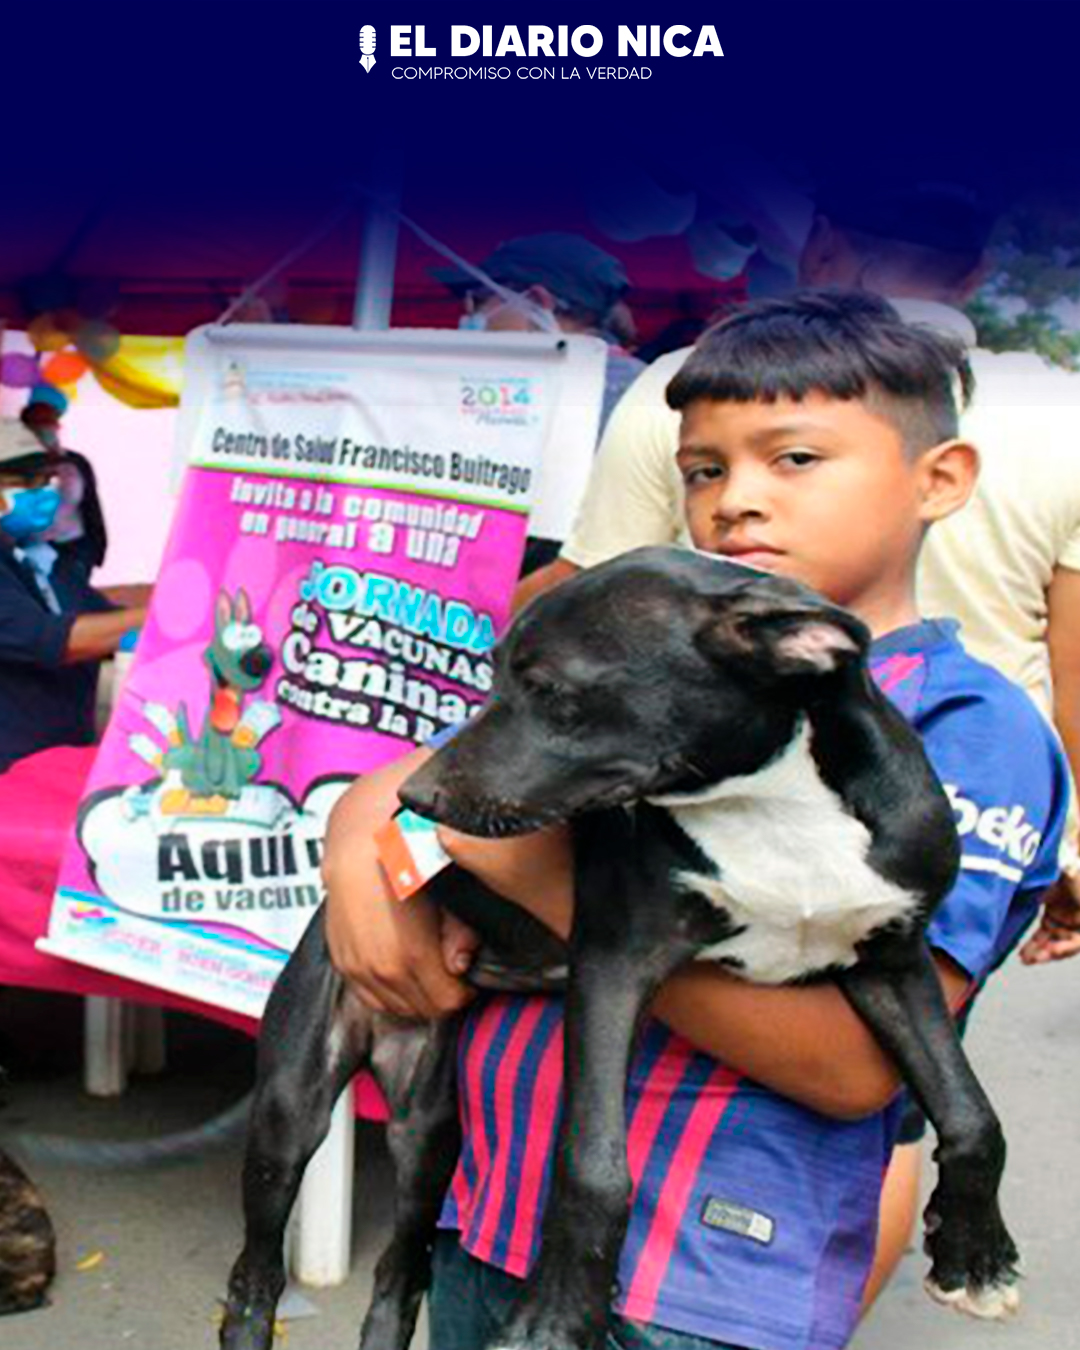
[0,744,386,1117]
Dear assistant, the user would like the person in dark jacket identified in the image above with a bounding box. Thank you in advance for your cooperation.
[0,418,145,773]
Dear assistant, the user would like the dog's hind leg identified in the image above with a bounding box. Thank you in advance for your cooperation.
[839,942,1019,1321]
[359,1017,462,1350]
[220,909,373,1350]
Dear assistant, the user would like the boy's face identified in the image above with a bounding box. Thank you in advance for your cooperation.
[676,393,958,625]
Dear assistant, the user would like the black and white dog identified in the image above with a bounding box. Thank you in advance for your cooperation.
[220,546,1018,1350]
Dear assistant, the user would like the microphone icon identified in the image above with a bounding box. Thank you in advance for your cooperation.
[359,26,376,72]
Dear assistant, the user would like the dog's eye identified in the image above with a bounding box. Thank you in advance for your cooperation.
[539,688,580,730]
[522,675,580,728]
[545,702,579,732]
[221,622,261,653]
[220,622,246,652]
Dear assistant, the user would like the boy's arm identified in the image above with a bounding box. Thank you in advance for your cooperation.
[325,776,951,1119]
[708,669,1073,1100]
[1048,565,1080,788]
[1048,563,1080,866]
[651,953,969,1120]
[436,828,968,1121]
[1021,562,1080,962]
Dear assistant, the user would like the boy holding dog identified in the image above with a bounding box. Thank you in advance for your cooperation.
[323,292,1068,1349]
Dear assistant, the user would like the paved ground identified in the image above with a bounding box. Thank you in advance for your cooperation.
[1,949,1078,1350]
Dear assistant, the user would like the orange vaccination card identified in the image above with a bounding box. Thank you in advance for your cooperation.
[375,809,453,901]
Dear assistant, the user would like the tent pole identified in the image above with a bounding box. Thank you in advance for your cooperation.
[353,169,402,331]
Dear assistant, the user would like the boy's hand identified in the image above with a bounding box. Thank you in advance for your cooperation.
[322,751,476,1020]
[327,879,477,1020]
[1019,873,1080,965]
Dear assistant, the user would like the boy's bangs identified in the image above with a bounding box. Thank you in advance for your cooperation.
[666,292,973,446]
[668,327,877,406]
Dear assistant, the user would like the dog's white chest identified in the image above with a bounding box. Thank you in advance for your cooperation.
[650,724,917,985]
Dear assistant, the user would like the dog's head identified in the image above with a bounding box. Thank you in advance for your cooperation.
[400,547,870,835]
[206,589,274,692]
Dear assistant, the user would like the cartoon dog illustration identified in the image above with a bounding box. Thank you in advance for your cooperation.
[129,589,281,817]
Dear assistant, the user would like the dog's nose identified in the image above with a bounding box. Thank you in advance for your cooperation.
[241,646,273,679]
[398,782,437,820]
[398,761,443,821]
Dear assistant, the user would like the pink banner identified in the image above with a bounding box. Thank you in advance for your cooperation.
[42,326,596,1014]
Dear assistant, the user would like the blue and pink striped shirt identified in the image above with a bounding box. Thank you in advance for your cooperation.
[438,621,1069,1350]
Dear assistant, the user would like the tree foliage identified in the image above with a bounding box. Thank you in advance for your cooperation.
[967,203,1080,370]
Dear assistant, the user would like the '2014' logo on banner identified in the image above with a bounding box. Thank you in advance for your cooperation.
[460,376,536,428]
[359,26,376,71]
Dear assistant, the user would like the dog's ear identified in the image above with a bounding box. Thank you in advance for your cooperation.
[755,612,864,676]
[216,590,233,630]
[697,596,867,680]
[234,588,252,624]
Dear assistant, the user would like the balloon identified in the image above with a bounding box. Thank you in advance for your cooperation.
[91,364,179,410]
[90,335,184,408]
[0,353,40,388]
[42,350,89,384]
[28,382,69,414]
[74,319,122,364]
[56,307,84,331]
[27,313,71,353]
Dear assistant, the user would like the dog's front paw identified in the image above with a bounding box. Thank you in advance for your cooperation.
[924,1274,1020,1321]
[923,1193,1021,1322]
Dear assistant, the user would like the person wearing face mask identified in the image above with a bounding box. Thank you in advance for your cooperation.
[443,233,644,418]
[436,232,645,571]
[0,418,147,774]
[20,399,108,581]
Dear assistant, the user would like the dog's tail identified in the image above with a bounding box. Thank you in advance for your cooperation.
[1,1092,252,1170]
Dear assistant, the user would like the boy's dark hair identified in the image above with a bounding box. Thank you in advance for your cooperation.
[665,291,974,453]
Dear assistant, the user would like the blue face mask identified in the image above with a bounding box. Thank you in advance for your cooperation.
[1,485,62,542]
[458,291,561,335]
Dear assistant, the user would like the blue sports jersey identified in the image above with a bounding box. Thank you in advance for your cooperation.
[438,619,1070,1350]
